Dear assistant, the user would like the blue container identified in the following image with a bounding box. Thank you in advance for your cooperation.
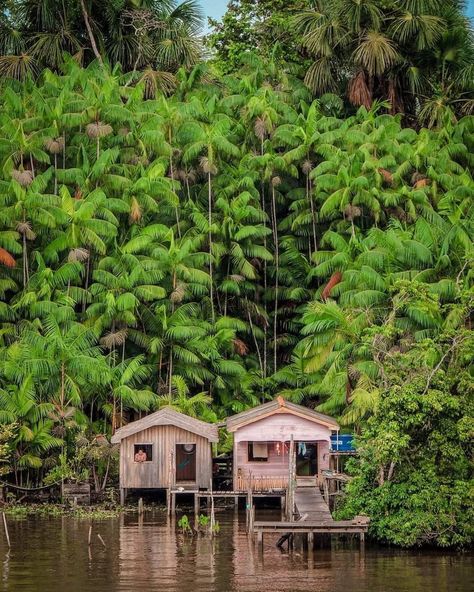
[330,434,355,452]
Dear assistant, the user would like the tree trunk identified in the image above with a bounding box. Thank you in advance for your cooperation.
[378,465,385,486]
[101,457,111,491]
[208,171,215,323]
[168,346,173,397]
[169,129,181,237]
[308,176,317,254]
[22,231,27,287]
[271,185,279,373]
[387,461,396,482]
[80,0,104,68]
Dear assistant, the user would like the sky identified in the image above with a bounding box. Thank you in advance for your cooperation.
[200,0,474,27]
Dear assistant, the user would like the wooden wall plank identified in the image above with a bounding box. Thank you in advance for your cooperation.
[119,425,212,489]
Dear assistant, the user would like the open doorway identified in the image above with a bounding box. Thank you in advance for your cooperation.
[295,442,318,476]
[176,443,196,482]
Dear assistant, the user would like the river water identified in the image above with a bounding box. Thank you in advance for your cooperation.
[0,509,472,592]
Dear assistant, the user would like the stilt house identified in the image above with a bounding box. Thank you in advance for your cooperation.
[111,407,219,503]
[226,397,339,491]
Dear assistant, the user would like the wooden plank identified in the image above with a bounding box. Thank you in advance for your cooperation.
[253,520,369,534]
[254,526,368,534]
[254,520,368,528]
[294,485,332,523]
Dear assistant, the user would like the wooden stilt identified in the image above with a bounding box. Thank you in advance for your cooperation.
[2,512,10,548]
[138,497,144,515]
[249,505,255,534]
[257,530,263,550]
[194,493,200,521]
[120,487,126,506]
[308,531,314,549]
[171,492,176,515]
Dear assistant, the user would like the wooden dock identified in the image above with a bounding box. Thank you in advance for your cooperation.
[252,485,369,550]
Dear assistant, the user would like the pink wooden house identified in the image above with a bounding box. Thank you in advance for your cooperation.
[226,397,339,490]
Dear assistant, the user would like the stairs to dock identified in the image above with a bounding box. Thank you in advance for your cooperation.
[294,485,332,523]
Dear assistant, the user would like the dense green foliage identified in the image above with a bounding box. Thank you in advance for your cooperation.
[0,1,472,548]
[0,0,203,87]
[209,0,474,125]
[207,0,309,74]
[337,334,473,547]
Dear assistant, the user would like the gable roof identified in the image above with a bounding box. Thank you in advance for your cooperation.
[111,407,219,443]
[226,397,339,432]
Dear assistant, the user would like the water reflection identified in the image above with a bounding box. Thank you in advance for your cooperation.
[0,509,471,592]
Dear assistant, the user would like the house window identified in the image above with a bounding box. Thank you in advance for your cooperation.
[134,444,152,462]
[248,442,268,462]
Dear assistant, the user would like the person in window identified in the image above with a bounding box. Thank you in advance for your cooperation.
[135,448,147,463]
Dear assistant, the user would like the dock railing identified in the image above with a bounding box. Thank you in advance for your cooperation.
[237,474,288,491]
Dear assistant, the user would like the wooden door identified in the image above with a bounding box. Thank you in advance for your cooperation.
[175,444,196,482]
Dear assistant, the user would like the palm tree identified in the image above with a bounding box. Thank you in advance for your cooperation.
[0,376,61,486]
[181,98,241,320]
[103,355,156,433]
[294,0,474,124]
[0,0,205,81]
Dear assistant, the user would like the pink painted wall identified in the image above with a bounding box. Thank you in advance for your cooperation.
[232,412,333,489]
[233,412,332,443]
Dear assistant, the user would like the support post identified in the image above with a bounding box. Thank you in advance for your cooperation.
[138,497,144,515]
[308,532,314,549]
[209,478,215,536]
[2,512,10,548]
[120,487,127,506]
[194,493,200,522]
[288,435,295,521]
[249,505,255,534]
[171,492,176,515]
[257,530,263,551]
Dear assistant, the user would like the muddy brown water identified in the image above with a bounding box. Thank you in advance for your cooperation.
[0,509,472,592]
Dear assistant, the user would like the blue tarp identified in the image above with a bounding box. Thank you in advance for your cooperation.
[330,434,356,452]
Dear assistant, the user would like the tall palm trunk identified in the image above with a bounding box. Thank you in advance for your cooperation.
[168,128,181,237]
[260,140,268,378]
[308,175,317,254]
[208,171,215,322]
[168,346,173,397]
[54,153,58,195]
[271,184,279,373]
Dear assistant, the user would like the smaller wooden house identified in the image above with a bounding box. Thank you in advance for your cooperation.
[111,408,219,503]
[227,397,339,491]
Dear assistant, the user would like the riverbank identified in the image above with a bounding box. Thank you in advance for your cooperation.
[0,499,170,520]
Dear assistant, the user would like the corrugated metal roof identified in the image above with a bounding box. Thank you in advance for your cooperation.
[111,407,219,443]
[226,397,339,431]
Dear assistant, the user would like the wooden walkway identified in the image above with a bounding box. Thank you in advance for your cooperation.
[294,486,332,522]
[253,485,369,550]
